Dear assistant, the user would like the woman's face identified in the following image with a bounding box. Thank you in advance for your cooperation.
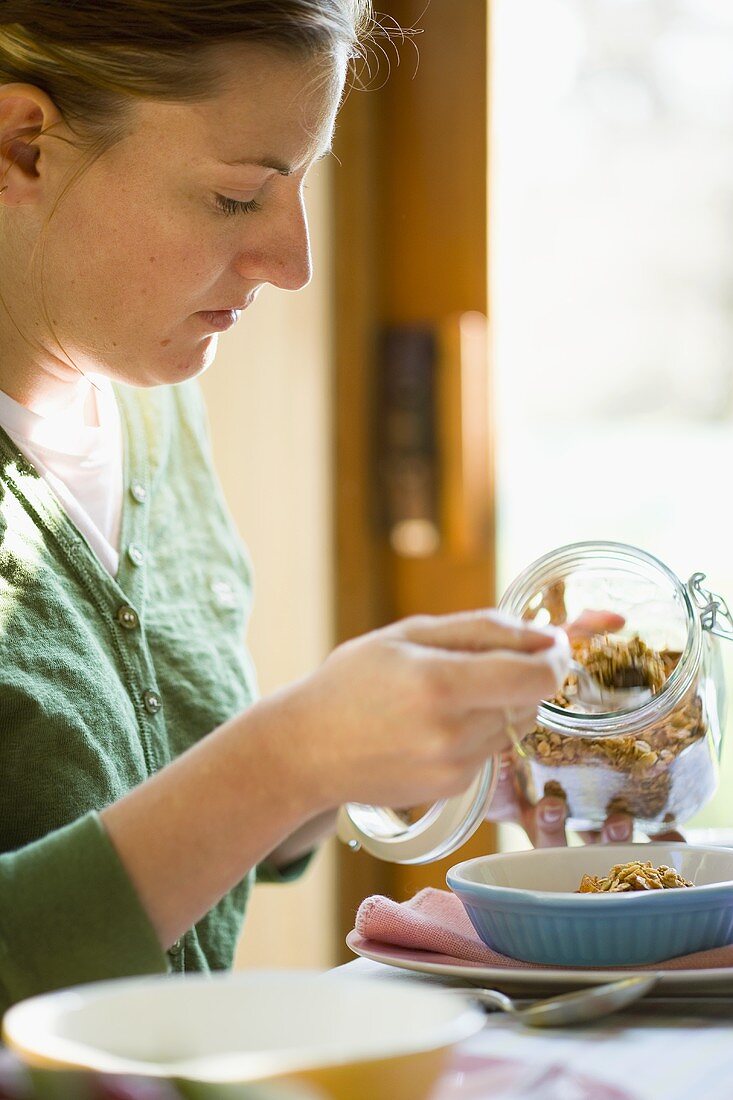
[0,44,344,390]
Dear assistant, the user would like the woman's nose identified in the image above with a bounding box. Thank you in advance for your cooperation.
[235,198,312,292]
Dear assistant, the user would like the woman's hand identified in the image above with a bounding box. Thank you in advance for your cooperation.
[486,750,634,846]
[488,752,684,845]
[280,610,570,813]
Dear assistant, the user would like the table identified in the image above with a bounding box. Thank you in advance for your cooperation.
[338,958,733,1100]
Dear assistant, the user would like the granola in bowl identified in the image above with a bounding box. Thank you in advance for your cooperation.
[577,860,694,893]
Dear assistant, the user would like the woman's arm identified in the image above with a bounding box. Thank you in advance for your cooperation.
[102,610,569,949]
[0,813,167,1014]
[264,809,338,871]
[101,689,323,948]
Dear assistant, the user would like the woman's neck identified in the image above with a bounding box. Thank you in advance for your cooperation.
[0,322,102,422]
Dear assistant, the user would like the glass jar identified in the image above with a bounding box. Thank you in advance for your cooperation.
[498,541,730,834]
[336,541,732,862]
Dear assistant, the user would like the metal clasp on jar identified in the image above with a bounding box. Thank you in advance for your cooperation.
[689,573,733,640]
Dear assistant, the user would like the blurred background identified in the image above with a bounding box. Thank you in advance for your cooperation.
[492,0,733,834]
[199,0,733,969]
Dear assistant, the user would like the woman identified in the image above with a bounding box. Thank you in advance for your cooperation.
[0,0,575,1012]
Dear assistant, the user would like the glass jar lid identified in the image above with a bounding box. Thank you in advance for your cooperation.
[337,761,496,865]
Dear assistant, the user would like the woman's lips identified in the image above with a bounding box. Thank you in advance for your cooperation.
[196,308,242,332]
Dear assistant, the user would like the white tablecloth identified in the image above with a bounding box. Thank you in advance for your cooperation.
[337,958,733,1099]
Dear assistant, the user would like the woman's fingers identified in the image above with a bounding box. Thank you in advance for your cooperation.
[488,754,571,846]
[578,814,635,845]
[501,706,540,746]
[566,610,625,641]
[394,609,571,713]
[399,609,560,654]
[452,706,538,761]
[651,829,685,843]
[485,752,523,822]
[600,813,634,843]
[574,814,635,845]
[424,642,569,711]
[523,794,568,848]
[490,762,676,851]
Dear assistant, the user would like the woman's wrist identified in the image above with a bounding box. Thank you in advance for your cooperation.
[265,809,338,870]
[248,681,340,819]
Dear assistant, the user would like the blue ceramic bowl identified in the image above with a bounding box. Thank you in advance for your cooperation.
[447,843,733,967]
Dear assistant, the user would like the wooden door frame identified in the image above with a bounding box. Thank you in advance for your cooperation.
[332,0,494,956]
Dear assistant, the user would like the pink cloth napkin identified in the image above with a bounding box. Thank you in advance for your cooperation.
[355,887,733,970]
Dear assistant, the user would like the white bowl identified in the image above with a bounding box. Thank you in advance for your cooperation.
[3,971,483,1100]
[448,843,733,966]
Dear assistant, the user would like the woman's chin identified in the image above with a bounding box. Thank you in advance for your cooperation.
[90,333,220,388]
[139,335,220,387]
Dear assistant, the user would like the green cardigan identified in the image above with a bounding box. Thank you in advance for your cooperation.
[0,380,305,1015]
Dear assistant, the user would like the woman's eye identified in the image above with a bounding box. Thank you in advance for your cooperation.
[214,194,262,217]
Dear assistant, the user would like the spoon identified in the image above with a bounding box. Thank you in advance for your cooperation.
[464,974,657,1027]
[570,660,652,712]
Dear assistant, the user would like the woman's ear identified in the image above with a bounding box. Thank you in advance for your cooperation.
[0,84,63,207]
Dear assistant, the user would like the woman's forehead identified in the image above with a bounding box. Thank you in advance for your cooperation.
[134,45,343,171]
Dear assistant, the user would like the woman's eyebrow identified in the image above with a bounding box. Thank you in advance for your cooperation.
[220,156,292,174]
[219,147,333,175]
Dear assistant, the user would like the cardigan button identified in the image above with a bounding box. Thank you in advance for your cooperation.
[143,689,162,715]
[117,605,139,630]
[128,544,144,567]
[130,483,148,504]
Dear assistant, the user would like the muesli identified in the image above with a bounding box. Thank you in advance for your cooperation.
[577,860,693,893]
[518,629,707,822]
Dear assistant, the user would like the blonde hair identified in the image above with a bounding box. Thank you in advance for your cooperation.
[0,1,374,146]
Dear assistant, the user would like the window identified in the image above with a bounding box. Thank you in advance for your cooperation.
[493,0,733,829]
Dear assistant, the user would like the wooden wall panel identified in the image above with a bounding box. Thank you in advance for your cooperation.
[333,1,494,951]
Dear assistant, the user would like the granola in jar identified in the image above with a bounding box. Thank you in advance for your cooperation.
[500,543,728,834]
[516,636,710,823]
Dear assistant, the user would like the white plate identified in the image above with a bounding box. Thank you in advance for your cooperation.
[346,931,733,995]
